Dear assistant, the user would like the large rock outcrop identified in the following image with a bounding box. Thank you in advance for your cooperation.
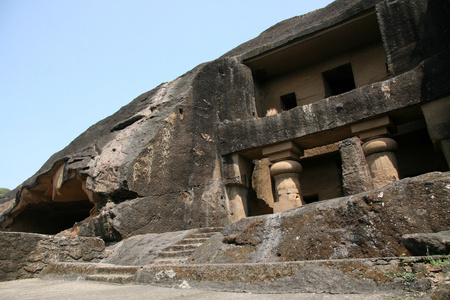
[0,58,257,240]
[188,172,450,263]
[0,0,449,244]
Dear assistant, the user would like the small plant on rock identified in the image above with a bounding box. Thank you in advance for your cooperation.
[426,246,450,267]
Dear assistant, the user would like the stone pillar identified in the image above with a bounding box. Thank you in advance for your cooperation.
[351,116,399,189]
[421,96,450,169]
[262,141,304,213]
[362,137,399,189]
[339,137,374,195]
[223,154,251,223]
[226,186,249,223]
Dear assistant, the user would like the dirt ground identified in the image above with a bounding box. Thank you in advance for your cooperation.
[0,278,401,300]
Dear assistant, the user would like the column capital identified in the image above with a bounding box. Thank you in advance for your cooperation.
[362,137,398,156]
[351,116,395,141]
[262,141,303,163]
[270,160,302,176]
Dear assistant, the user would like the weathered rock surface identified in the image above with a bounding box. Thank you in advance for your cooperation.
[101,230,196,266]
[0,57,257,239]
[132,255,450,295]
[339,137,374,195]
[402,230,450,256]
[0,232,105,281]
[189,172,450,263]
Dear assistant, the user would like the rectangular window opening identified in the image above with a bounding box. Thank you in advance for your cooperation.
[280,92,297,111]
[303,194,319,204]
[322,63,356,97]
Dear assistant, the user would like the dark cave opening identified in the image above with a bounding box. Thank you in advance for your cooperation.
[8,200,94,235]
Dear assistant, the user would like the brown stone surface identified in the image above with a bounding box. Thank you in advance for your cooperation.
[0,232,105,281]
[402,230,450,256]
[339,137,374,195]
[251,158,274,210]
[132,256,449,295]
[189,172,450,264]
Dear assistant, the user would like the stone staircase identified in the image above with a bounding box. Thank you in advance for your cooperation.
[84,265,138,284]
[41,262,140,284]
[41,227,223,284]
[152,227,223,265]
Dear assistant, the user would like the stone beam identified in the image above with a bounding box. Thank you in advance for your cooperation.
[218,67,423,156]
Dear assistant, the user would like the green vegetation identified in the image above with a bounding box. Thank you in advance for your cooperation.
[429,255,450,267]
[427,246,450,267]
[0,188,10,196]
[387,296,417,300]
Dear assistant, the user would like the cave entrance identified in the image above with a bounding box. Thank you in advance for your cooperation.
[1,162,100,235]
[8,200,94,235]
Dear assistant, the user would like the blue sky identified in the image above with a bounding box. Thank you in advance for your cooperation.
[0,0,333,190]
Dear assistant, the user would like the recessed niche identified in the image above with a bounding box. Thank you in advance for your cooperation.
[280,92,298,111]
[303,194,319,204]
[322,63,356,97]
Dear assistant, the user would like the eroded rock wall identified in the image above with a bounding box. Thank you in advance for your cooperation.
[0,232,105,281]
[0,57,258,241]
[77,58,256,239]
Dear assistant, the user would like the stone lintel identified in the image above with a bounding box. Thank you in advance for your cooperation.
[266,151,300,163]
[351,116,394,141]
[262,141,303,163]
[358,127,391,141]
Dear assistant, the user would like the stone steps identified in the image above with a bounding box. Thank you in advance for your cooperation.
[158,249,196,258]
[151,258,188,265]
[196,227,224,233]
[164,243,202,252]
[85,274,134,284]
[178,238,209,245]
[41,262,140,284]
[151,227,223,265]
[188,232,217,239]
[92,265,139,275]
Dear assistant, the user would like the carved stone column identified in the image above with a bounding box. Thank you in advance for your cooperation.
[362,137,399,189]
[262,141,304,213]
[339,137,374,195]
[223,154,252,223]
[351,116,399,189]
[421,96,450,169]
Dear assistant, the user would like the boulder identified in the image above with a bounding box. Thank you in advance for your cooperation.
[402,230,450,256]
